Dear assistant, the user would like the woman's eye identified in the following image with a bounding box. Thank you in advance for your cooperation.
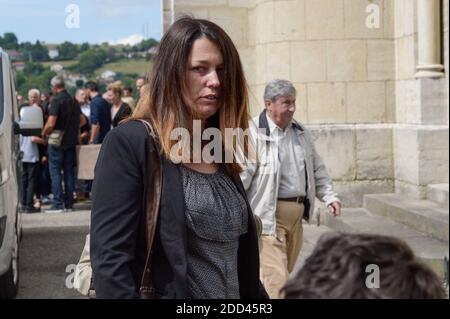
[193,66,206,72]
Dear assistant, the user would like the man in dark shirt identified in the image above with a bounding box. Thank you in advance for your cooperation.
[42,76,81,213]
[85,82,111,144]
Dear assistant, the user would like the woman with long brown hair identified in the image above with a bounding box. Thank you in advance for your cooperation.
[106,82,132,128]
[90,16,268,299]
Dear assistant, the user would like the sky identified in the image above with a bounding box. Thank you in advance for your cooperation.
[0,0,162,45]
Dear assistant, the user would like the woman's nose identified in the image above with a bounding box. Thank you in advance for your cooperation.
[206,71,220,88]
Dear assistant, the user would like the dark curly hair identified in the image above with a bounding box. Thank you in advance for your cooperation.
[282,233,446,299]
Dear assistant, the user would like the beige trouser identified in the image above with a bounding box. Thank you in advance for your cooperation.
[260,200,304,299]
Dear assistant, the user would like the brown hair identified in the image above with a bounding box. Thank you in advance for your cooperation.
[283,233,447,299]
[132,16,250,177]
[107,81,123,100]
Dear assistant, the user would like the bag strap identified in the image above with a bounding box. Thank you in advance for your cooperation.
[136,119,162,298]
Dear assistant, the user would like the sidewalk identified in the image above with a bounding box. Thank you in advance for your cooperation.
[21,200,91,230]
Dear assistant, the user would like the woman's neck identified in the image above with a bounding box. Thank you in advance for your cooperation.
[113,100,121,108]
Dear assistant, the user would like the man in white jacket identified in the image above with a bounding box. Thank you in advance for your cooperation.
[240,79,341,299]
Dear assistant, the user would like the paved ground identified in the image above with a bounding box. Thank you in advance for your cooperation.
[14,200,334,298]
[16,202,90,299]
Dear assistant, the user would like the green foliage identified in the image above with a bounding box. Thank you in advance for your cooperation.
[23,62,44,76]
[57,41,79,60]
[16,40,49,62]
[29,41,49,61]
[5,33,159,99]
[80,42,90,52]
[0,32,19,50]
[76,49,107,75]
[15,67,56,97]
[138,38,158,51]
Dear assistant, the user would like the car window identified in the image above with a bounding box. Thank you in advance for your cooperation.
[0,55,4,125]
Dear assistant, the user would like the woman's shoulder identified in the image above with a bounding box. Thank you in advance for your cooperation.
[120,102,132,111]
[109,119,149,142]
[101,120,153,164]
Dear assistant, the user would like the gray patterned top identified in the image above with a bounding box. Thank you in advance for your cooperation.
[180,164,249,299]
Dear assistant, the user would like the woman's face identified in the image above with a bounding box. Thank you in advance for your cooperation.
[185,37,224,121]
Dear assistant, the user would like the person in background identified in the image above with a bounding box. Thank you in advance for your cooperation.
[75,88,92,200]
[107,82,132,128]
[102,90,113,104]
[121,86,136,111]
[135,76,145,99]
[42,76,82,213]
[20,89,47,213]
[38,91,53,206]
[85,82,111,144]
[76,89,91,123]
[122,86,136,112]
[40,91,53,123]
[240,79,341,299]
[282,233,447,299]
[17,94,25,108]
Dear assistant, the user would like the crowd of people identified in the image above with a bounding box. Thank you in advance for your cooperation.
[18,76,145,214]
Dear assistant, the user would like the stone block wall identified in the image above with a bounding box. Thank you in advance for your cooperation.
[162,0,449,204]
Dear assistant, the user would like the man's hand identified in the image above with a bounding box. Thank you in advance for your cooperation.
[328,201,342,217]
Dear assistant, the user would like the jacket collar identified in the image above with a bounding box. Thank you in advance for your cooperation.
[258,109,304,137]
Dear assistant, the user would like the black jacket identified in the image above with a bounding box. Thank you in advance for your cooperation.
[112,103,132,128]
[90,120,268,299]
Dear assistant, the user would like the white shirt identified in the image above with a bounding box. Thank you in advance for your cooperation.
[266,114,307,198]
[19,104,40,163]
[80,103,90,124]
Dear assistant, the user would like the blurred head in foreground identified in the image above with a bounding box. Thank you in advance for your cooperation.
[283,233,446,299]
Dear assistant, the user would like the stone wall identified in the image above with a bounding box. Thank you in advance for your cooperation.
[162,0,449,205]
[392,0,449,198]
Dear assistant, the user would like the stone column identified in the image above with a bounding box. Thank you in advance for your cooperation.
[161,0,174,33]
[415,0,445,78]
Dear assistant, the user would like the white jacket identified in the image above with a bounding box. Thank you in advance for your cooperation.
[239,110,340,236]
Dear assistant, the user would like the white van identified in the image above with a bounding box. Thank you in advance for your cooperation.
[0,48,43,298]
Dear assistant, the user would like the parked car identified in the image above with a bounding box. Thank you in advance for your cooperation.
[0,48,43,298]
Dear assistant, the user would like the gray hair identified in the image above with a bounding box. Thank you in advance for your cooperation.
[50,75,65,88]
[264,79,296,102]
[28,88,40,97]
[75,89,85,97]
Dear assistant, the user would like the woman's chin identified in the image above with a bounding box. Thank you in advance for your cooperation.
[195,105,220,120]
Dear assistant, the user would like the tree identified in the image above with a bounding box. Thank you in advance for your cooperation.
[80,42,90,52]
[16,68,56,97]
[138,38,158,51]
[19,41,49,62]
[58,41,79,60]
[76,49,106,74]
[23,62,44,76]
[29,41,49,61]
[0,32,19,50]
[106,47,117,62]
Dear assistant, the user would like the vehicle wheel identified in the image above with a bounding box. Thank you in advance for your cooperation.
[0,227,19,299]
